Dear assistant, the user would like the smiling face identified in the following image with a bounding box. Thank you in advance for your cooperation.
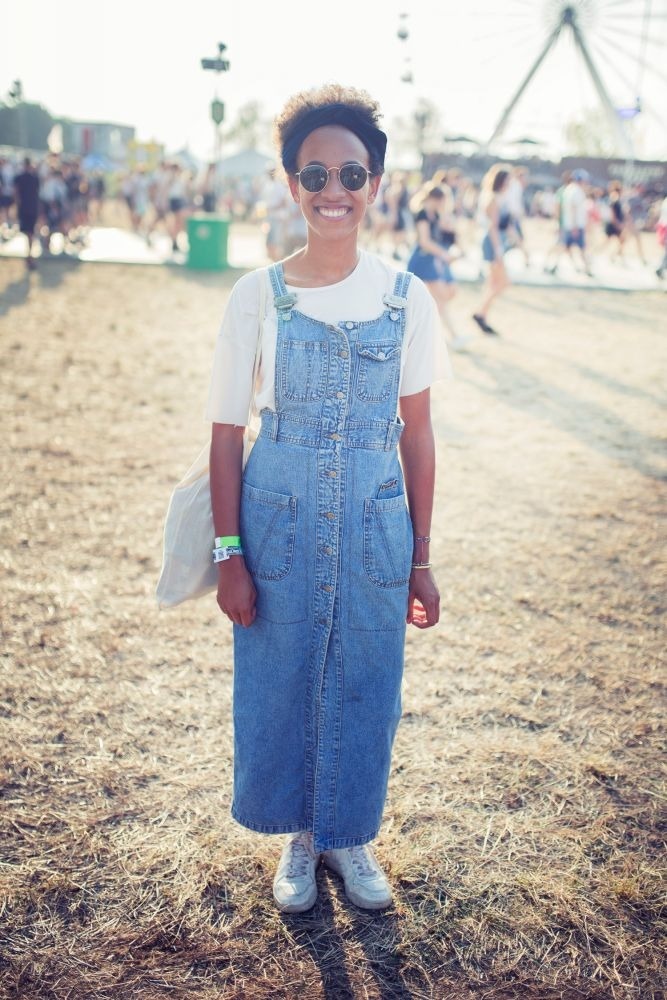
[287,125,381,245]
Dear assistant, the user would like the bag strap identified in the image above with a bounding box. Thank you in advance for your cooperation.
[247,268,268,425]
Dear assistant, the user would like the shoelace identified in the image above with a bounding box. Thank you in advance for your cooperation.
[348,846,379,880]
[286,836,311,878]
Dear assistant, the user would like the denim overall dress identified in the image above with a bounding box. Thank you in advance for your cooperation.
[232,262,414,853]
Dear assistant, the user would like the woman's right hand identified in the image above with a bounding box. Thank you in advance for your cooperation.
[217,558,257,627]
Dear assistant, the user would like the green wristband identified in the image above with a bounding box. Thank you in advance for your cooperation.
[215,535,241,547]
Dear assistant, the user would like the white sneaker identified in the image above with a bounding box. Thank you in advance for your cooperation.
[322,844,392,910]
[272,831,320,913]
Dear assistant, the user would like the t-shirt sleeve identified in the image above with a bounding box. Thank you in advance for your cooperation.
[204,271,262,424]
[400,276,452,397]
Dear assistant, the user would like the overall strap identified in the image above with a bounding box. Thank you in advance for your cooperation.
[268,262,298,321]
[382,269,412,311]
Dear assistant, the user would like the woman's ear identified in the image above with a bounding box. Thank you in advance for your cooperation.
[367,174,382,206]
[287,174,300,203]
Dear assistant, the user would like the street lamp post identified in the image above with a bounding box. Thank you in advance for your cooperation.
[201,43,230,209]
[8,79,26,150]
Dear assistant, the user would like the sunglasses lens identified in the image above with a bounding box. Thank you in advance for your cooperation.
[299,165,328,192]
[339,164,368,191]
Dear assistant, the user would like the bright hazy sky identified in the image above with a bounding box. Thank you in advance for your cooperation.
[5,0,667,163]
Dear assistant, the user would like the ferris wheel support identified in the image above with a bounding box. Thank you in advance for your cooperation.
[482,22,562,154]
[483,3,634,159]
[568,13,634,159]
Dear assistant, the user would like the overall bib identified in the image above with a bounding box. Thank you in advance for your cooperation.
[232,263,414,853]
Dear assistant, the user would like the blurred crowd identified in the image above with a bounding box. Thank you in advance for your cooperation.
[366,166,664,273]
[2,152,666,287]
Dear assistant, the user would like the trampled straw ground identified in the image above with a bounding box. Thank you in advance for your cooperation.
[0,257,664,998]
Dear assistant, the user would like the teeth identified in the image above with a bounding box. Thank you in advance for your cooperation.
[319,207,349,218]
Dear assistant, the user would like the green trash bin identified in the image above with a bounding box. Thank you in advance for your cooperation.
[187,214,229,270]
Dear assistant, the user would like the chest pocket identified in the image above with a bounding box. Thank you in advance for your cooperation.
[279,339,328,402]
[355,342,401,402]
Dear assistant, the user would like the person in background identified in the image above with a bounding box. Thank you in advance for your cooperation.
[544,170,592,277]
[130,165,152,237]
[655,194,667,280]
[87,170,106,225]
[407,185,469,350]
[603,180,626,261]
[543,171,571,275]
[0,157,16,237]
[260,165,290,262]
[166,163,190,253]
[147,161,172,246]
[561,169,593,276]
[504,166,530,267]
[473,165,514,336]
[13,157,40,271]
[199,163,218,214]
[39,166,67,255]
[383,171,412,260]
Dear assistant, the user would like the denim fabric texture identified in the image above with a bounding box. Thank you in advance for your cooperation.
[232,262,413,853]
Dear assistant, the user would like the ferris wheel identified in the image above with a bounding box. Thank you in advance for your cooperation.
[484,0,666,156]
[397,1,666,159]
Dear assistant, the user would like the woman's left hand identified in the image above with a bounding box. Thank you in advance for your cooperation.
[407,568,440,628]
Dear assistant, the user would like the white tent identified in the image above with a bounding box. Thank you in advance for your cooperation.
[217,149,274,179]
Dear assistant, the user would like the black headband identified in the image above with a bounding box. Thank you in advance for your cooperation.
[281,103,387,174]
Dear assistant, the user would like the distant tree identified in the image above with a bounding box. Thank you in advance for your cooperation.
[223,101,272,151]
[389,97,444,166]
[564,108,617,158]
[0,100,54,150]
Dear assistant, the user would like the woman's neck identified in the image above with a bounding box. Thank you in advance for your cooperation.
[282,237,360,287]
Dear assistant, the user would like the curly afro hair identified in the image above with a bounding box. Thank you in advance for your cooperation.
[274,83,385,175]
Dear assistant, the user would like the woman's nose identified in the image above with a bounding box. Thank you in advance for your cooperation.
[325,168,346,195]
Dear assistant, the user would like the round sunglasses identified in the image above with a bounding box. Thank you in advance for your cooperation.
[295,162,373,194]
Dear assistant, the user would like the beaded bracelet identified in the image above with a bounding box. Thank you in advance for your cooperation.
[411,562,432,570]
[414,535,431,543]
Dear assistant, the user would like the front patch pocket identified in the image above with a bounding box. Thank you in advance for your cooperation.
[240,484,296,581]
[363,494,412,588]
[355,342,401,402]
[279,340,328,401]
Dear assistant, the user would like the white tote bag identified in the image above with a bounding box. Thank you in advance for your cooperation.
[156,270,267,610]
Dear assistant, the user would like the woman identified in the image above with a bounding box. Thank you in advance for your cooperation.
[603,180,626,259]
[383,170,411,259]
[472,165,514,336]
[407,185,468,350]
[206,85,443,914]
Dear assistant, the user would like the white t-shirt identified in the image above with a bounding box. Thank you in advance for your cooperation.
[504,176,525,219]
[562,183,587,230]
[206,250,450,425]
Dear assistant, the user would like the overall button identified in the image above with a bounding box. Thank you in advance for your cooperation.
[390,311,399,320]
[323,545,333,555]
[336,391,345,399]
[339,350,349,359]
[377,351,386,360]
[318,617,328,626]
[327,470,337,478]
[328,433,342,441]
[324,512,335,520]
[322,584,334,593]
[345,321,354,329]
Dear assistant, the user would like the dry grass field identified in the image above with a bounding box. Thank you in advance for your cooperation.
[0,255,665,999]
